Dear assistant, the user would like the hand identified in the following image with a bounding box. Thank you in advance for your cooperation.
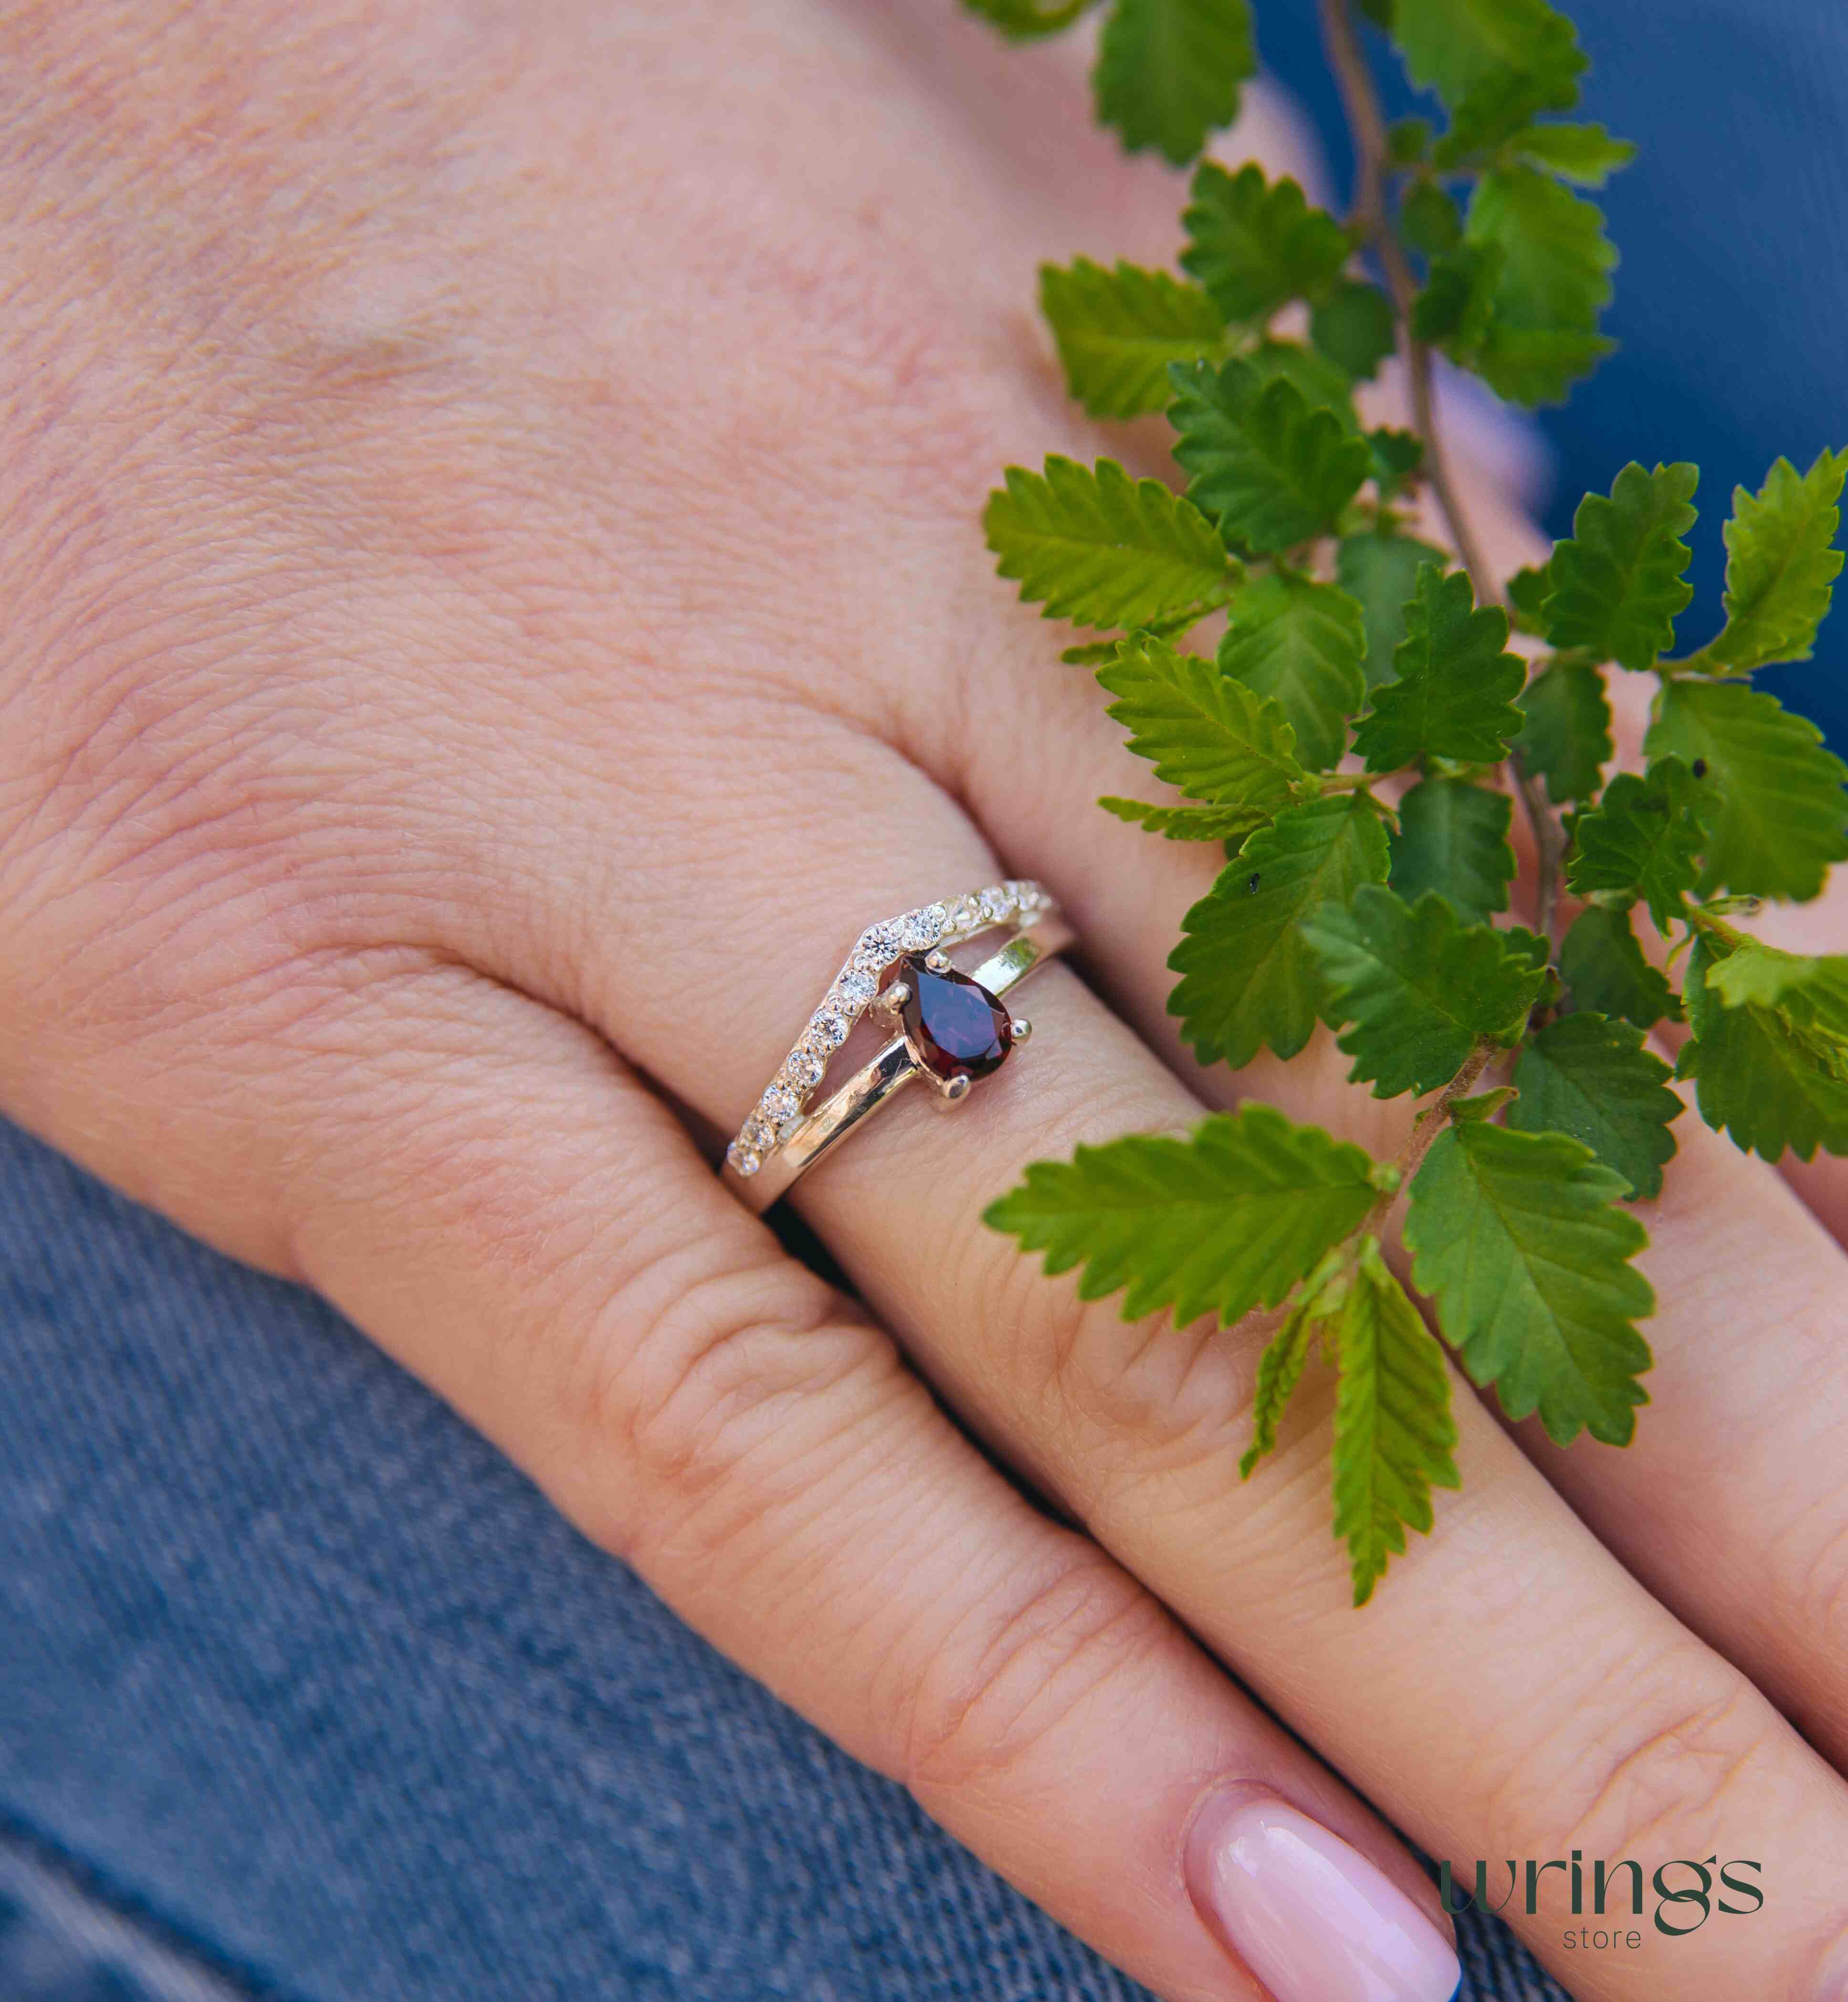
[4,6,1848,1999]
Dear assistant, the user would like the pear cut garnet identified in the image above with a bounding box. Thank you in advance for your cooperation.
[892,952,1014,1083]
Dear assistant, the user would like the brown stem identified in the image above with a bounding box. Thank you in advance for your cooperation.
[1361,1040,1500,1238]
[1315,0,1566,942]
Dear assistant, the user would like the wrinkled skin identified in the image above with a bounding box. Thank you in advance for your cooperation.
[5,6,1848,1998]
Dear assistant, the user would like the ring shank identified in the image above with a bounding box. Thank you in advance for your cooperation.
[723,911,1074,1214]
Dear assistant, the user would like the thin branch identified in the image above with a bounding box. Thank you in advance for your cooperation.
[1361,1040,1500,1238]
[1315,0,1568,944]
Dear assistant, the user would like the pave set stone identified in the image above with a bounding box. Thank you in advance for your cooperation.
[724,881,1049,1177]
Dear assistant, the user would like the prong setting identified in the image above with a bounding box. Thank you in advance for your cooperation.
[1009,1016,1032,1043]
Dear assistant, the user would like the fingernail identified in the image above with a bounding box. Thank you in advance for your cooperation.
[1185,1790,1460,2002]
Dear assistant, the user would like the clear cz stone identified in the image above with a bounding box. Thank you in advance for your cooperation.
[809,1011,851,1050]
[901,904,947,949]
[762,1083,798,1123]
[835,968,877,1010]
[788,1050,825,1090]
[949,894,984,932]
[980,885,1014,922]
[741,1114,775,1151]
[727,1142,762,1177]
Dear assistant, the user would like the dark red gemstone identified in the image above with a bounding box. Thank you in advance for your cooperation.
[892,952,1014,1082]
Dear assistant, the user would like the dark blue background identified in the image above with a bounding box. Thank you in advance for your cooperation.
[1259,1,1848,745]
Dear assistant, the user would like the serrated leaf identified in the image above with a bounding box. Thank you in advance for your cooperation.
[1038,259,1227,419]
[1509,1013,1681,1199]
[982,1102,1379,1327]
[1301,885,1548,1098]
[1336,534,1448,689]
[1169,794,1391,1067]
[1450,1085,1520,1122]
[1098,631,1305,819]
[1703,449,1848,673]
[1240,1249,1346,1479]
[1676,933,1848,1160]
[1406,1121,1653,1445]
[1217,573,1367,770]
[1333,1238,1460,1606]
[1168,358,1372,556]
[1703,935,1848,1013]
[1351,563,1525,771]
[1513,659,1611,803]
[1242,339,1361,431]
[1645,678,1848,901]
[1098,795,1274,841]
[985,455,1237,632]
[1543,463,1699,670]
[961,0,1099,35]
[1564,756,1705,932]
[1510,122,1637,185]
[1388,778,1515,924]
[1181,162,1351,326]
[1311,281,1397,381]
[1455,168,1615,406]
[1560,905,1682,1028]
[1391,0,1586,116]
[1094,0,1256,166]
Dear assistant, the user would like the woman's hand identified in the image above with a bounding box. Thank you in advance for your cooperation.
[5,6,1848,1999]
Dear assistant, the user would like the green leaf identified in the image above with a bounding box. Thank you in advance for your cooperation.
[1386,116,1433,164]
[1098,795,1274,842]
[1168,358,1372,555]
[1390,0,1586,117]
[982,1102,1379,1327]
[1098,632,1305,816]
[1449,1084,1520,1121]
[1301,885,1548,1098]
[1241,339,1361,431]
[1564,756,1705,933]
[1509,1013,1681,1199]
[1509,122,1637,185]
[1406,1120,1653,1446]
[1240,1248,1345,1479]
[1335,534,1448,689]
[1645,678,1848,901]
[1366,428,1425,497]
[1703,449,1848,673]
[961,0,1099,35]
[1454,168,1616,405]
[1333,1238,1461,1606]
[1351,563,1525,771]
[1169,794,1392,1067]
[1560,905,1682,1028]
[1181,162,1352,325]
[1094,0,1257,166]
[1310,281,1397,382]
[1217,573,1367,771]
[1512,659,1611,803]
[985,455,1238,632]
[1505,562,1553,634]
[1038,259,1227,419]
[1676,932,1848,1160]
[1703,935,1848,1013]
[1542,463,1700,670]
[1388,778,1515,924]
[1400,181,1463,256]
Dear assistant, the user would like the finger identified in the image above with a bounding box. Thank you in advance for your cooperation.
[9,944,1464,2002]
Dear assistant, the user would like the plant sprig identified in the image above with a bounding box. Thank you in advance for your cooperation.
[969,0,1848,1605]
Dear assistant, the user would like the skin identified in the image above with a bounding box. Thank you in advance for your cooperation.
[4,2,1848,1995]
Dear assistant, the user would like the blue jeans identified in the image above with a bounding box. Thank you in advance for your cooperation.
[7,3,1847,1995]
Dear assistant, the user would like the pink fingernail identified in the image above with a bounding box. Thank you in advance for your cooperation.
[1185,1791,1460,2002]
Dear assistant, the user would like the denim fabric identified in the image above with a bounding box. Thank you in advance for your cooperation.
[0,1120,1557,2002]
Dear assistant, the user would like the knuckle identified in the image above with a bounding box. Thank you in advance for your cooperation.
[1500,1648,1773,1864]
[899,1550,1173,1800]
[571,1228,900,1565]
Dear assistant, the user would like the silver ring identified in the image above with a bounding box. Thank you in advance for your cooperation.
[721,881,1072,1213]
